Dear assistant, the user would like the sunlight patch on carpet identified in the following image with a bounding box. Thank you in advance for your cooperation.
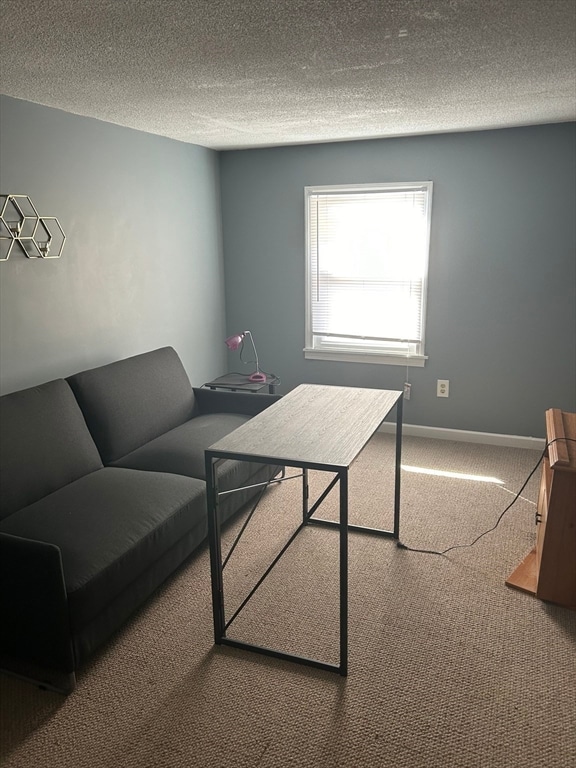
[402,465,504,484]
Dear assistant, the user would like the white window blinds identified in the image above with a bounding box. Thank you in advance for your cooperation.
[306,183,432,358]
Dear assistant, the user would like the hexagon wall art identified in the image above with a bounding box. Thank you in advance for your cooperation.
[0,195,66,261]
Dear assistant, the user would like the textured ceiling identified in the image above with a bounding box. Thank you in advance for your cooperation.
[1,0,575,149]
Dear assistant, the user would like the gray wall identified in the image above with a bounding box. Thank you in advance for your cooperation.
[0,96,227,393]
[2,99,574,439]
[220,124,576,438]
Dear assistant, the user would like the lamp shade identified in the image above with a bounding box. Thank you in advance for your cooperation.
[225,334,244,351]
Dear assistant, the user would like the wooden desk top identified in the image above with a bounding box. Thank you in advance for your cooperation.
[207,383,402,470]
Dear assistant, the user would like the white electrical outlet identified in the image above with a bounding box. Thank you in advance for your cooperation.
[403,382,411,400]
[437,379,449,398]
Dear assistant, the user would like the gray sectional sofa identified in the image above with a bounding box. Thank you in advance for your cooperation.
[0,346,280,693]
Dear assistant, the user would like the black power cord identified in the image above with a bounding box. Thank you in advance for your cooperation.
[396,436,576,556]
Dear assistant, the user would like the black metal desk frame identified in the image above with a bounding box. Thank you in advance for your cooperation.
[205,385,403,676]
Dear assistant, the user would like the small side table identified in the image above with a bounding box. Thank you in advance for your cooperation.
[203,372,279,394]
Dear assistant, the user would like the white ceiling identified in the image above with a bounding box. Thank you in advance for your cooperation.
[1,0,575,150]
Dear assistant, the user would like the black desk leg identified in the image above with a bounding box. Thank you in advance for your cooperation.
[393,394,403,539]
[339,469,349,676]
[205,454,225,643]
[302,468,309,524]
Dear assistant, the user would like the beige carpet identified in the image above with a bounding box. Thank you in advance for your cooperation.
[1,434,574,768]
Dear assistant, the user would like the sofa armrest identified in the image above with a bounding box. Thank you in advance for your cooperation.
[193,387,281,418]
[0,532,74,675]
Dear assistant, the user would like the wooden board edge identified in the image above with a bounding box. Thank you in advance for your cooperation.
[505,547,538,595]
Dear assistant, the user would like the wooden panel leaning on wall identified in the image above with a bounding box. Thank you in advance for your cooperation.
[506,409,576,610]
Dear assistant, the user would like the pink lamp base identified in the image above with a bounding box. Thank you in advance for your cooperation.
[248,371,267,383]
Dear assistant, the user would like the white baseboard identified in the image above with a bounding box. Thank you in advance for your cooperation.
[378,422,545,450]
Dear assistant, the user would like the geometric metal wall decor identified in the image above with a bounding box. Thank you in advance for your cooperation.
[0,194,66,261]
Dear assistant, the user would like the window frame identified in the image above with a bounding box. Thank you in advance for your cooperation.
[304,182,433,367]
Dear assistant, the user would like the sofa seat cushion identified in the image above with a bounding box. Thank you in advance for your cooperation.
[111,412,252,481]
[111,413,279,523]
[0,467,206,630]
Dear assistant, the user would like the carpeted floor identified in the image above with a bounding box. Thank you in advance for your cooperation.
[1,433,574,768]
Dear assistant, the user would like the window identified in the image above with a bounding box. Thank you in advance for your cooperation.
[305,182,433,366]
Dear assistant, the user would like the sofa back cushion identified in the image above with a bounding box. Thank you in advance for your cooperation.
[67,347,196,464]
[0,379,103,520]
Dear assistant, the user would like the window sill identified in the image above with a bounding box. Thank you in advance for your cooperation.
[303,348,427,367]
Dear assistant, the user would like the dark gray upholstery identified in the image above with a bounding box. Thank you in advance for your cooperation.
[111,413,278,524]
[67,347,196,464]
[111,412,250,478]
[0,380,102,520]
[110,406,283,520]
[0,346,281,692]
[0,532,73,675]
[70,519,208,667]
[0,468,206,631]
